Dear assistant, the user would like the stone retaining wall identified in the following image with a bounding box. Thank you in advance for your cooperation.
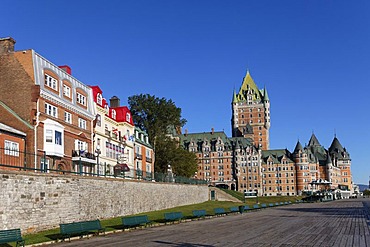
[0,171,209,233]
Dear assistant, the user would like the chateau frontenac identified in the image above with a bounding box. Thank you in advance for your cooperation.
[176,71,352,197]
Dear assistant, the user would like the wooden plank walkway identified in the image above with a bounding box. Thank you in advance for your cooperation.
[48,198,370,247]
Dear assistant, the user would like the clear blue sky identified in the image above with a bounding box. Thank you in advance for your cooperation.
[3,1,370,184]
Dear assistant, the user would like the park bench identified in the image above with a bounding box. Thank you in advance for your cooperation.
[192,210,207,218]
[242,205,251,212]
[60,219,105,242]
[275,202,280,206]
[268,203,274,207]
[229,207,240,213]
[280,202,284,205]
[261,203,267,209]
[0,228,25,247]
[253,204,260,210]
[284,202,289,205]
[122,215,152,229]
[214,208,226,215]
[164,212,183,223]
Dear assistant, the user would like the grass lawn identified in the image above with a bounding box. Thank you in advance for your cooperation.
[15,193,303,246]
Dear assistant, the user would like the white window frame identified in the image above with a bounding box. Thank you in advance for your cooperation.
[44,74,58,90]
[64,111,72,124]
[126,113,131,122]
[78,118,87,129]
[76,92,86,106]
[4,140,19,156]
[97,93,102,105]
[112,109,116,119]
[45,103,58,118]
[63,84,71,98]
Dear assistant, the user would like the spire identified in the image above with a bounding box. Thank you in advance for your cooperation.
[308,133,321,146]
[293,140,303,153]
[232,89,238,103]
[263,85,270,101]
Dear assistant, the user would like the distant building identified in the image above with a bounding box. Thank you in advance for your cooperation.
[231,71,270,150]
[134,127,155,180]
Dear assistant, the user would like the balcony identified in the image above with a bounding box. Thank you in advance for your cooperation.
[72,150,96,164]
[146,157,152,163]
[135,153,142,160]
[105,129,111,137]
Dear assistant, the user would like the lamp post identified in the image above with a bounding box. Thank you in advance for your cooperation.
[94,145,101,176]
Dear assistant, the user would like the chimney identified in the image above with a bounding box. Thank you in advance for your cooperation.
[58,65,72,75]
[110,96,120,108]
[211,128,214,134]
[185,129,188,136]
[0,37,16,55]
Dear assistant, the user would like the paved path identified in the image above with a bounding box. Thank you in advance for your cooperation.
[48,198,370,247]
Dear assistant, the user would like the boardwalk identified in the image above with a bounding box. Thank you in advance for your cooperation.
[48,198,370,247]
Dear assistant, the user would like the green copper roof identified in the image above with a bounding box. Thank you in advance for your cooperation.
[235,71,262,102]
[232,90,238,103]
[0,100,33,129]
[263,86,270,101]
[262,149,293,164]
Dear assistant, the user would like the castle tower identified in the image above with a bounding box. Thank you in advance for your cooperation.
[231,70,270,149]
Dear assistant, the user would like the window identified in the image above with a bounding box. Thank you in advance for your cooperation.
[64,112,72,124]
[76,93,86,106]
[76,140,88,151]
[45,130,53,143]
[97,93,102,105]
[112,109,116,119]
[96,114,101,127]
[45,103,58,118]
[63,84,71,98]
[78,118,87,129]
[44,74,58,90]
[126,113,131,122]
[55,131,62,145]
[4,140,19,156]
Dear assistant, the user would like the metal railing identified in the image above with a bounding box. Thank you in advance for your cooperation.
[0,147,208,185]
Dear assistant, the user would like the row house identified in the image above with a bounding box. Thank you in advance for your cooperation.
[0,37,96,173]
[90,86,135,177]
[0,122,26,170]
[134,127,155,180]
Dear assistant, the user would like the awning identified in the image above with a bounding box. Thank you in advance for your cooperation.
[114,163,130,172]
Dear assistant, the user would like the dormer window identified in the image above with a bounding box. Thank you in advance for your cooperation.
[44,74,58,90]
[76,92,86,106]
[126,113,131,122]
[97,93,102,105]
[111,109,116,119]
[105,104,109,114]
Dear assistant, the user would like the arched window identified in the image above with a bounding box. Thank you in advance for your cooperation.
[97,93,102,105]
[111,109,116,119]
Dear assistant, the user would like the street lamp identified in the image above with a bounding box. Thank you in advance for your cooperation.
[95,145,101,176]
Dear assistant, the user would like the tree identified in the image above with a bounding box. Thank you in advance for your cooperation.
[363,189,370,197]
[128,94,186,146]
[128,94,197,177]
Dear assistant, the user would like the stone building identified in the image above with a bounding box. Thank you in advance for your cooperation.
[0,37,96,173]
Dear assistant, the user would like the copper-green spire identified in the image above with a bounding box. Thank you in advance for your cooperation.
[263,86,270,101]
[232,89,238,103]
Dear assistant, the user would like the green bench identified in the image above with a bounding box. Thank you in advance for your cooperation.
[268,203,274,207]
[192,210,207,218]
[122,215,151,228]
[214,208,226,215]
[0,228,25,247]
[243,205,251,211]
[275,202,280,206]
[60,219,105,242]
[164,212,183,223]
[229,207,240,213]
[253,204,260,210]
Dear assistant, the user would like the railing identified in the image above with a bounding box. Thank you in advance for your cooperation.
[0,147,208,185]
[146,157,152,163]
[135,154,142,160]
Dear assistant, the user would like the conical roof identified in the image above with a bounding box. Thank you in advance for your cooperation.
[293,140,303,153]
[308,133,321,146]
[326,151,332,165]
[329,137,344,153]
[263,86,270,101]
[236,71,262,102]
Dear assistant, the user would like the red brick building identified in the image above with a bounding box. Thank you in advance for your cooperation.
[0,37,96,173]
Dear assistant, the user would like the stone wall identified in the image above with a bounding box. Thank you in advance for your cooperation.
[0,171,209,233]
